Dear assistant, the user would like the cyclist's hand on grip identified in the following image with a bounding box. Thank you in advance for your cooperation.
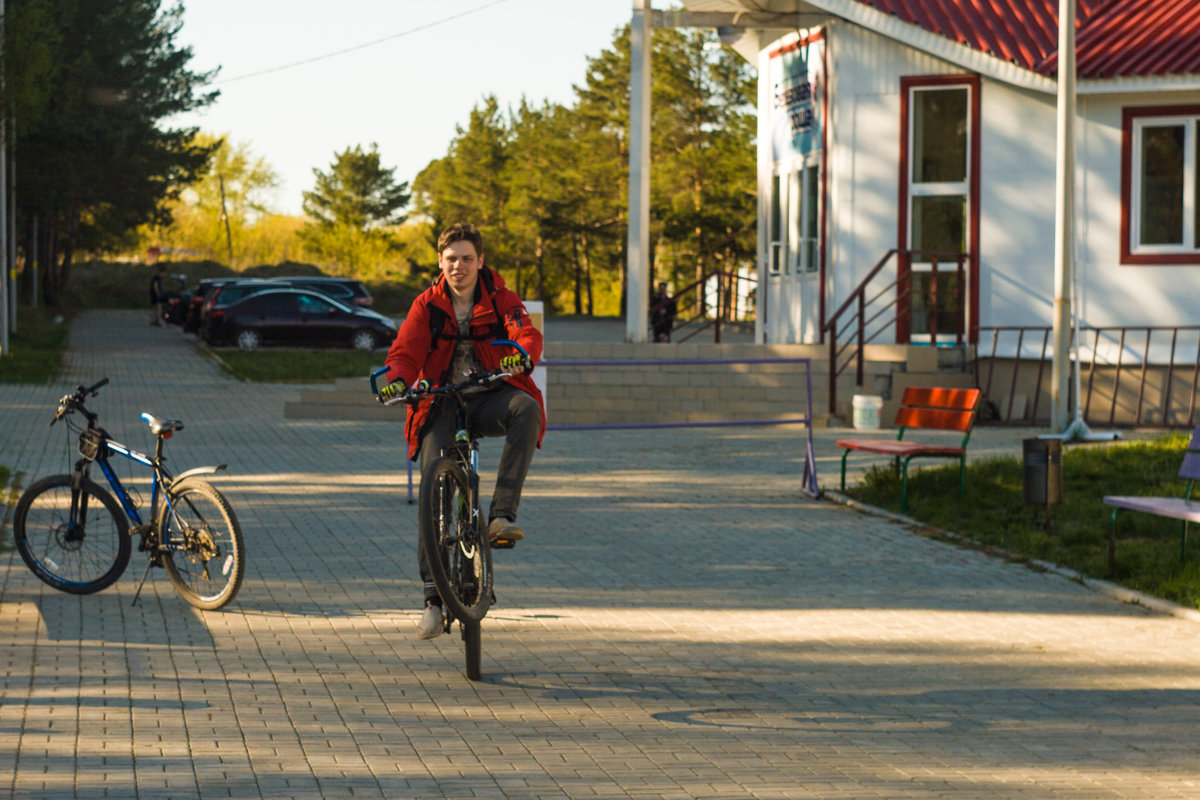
[379,379,407,402]
[500,354,531,374]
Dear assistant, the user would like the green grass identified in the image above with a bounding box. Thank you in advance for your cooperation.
[841,431,1200,610]
[0,307,70,383]
[208,347,387,382]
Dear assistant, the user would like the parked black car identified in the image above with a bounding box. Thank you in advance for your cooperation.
[274,276,373,307]
[199,279,290,343]
[184,278,239,333]
[209,288,398,351]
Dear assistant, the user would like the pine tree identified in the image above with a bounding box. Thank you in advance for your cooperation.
[14,0,219,302]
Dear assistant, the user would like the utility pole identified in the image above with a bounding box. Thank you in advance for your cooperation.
[30,215,37,308]
[625,0,652,343]
[9,142,16,333]
[218,174,234,266]
[1049,0,1075,433]
[0,0,8,357]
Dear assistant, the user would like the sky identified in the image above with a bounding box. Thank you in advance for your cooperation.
[172,0,639,216]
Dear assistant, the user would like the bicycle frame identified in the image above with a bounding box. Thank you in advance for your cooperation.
[78,424,226,551]
[90,439,171,530]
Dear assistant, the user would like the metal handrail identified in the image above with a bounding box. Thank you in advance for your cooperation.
[975,324,1200,427]
[821,249,967,414]
[653,269,757,344]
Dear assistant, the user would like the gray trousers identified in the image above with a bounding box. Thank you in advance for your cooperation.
[417,384,540,599]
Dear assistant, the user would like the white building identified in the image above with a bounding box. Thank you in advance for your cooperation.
[676,0,1200,353]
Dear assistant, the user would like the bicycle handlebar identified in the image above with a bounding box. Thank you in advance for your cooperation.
[51,377,109,426]
[369,339,531,406]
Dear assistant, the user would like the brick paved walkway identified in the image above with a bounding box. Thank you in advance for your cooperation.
[2,310,1199,799]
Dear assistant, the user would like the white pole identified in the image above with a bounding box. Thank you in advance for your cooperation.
[30,215,37,308]
[0,0,8,357]
[1049,0,1075,432]
[625,0,652,343]
[9,143,15,332]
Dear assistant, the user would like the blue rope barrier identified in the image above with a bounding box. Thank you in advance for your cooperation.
[404,356,821,501]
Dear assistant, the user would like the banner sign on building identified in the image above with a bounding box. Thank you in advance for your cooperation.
[768,31,825,164]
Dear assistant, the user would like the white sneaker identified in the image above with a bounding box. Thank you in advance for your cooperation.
[417,602,444,639]
[488,517,524,543]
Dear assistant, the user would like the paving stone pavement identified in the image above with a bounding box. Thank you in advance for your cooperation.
[2,310,1200,800]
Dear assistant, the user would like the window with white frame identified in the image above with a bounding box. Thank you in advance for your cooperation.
[801,162,820,273]
[769,162,821,276]
[769,172,784,273]
[1124,107,1200,264]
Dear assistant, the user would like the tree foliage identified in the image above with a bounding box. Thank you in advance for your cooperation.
[136,133,284,267]
[59,22,755,316]
[300,143,411,276]
[413,26,756,316]
[9,0,219,303]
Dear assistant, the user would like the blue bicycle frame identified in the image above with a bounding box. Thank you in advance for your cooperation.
[85,413,226,540]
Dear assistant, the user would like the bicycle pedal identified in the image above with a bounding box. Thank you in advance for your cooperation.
[491,538,516,549]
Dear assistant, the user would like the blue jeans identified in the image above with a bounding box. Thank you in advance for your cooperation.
[417,384,540,599]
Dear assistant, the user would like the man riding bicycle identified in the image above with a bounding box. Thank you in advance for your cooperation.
[380,222,545,639]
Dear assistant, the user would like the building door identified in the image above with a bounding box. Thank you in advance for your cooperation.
[899,75,979,344]
[766,157,822,343]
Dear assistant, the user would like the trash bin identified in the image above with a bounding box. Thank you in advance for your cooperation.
[1022,438,1063,506]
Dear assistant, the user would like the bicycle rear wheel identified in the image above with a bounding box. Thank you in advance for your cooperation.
[12,474,131,594]
[156,478,245,610]
[418,456,493,622]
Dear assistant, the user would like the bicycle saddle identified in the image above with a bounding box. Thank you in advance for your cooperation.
[140,412,185,436]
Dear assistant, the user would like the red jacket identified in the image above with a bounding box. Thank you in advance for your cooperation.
[384,266,545,460]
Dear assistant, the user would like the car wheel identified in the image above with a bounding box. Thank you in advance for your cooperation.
[236,328,262,351]
[351,330,376,351]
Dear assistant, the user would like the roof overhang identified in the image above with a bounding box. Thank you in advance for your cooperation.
[679,0,1200,95]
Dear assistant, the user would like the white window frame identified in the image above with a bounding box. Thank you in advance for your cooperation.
[799,157,821,274]
[1129,115,1198,256]
[769,171,785,274]
[906,84,971,263]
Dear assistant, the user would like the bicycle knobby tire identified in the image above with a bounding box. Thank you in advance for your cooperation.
[156,477,246,610]
[12,474,131,594]
[418,456,493,622]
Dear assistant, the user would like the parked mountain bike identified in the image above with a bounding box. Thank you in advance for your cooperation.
[12,378,246,610]
[370,339,530,680]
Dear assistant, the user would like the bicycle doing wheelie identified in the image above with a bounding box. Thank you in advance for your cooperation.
[370,339,531,681]
[12,378,246,610]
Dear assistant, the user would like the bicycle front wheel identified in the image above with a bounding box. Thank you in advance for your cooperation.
[156,478,245,610]
[418,456,493,622]
[12,474,131,594]
[462,620,482,681]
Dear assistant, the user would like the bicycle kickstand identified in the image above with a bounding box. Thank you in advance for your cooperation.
[131,558,155,606]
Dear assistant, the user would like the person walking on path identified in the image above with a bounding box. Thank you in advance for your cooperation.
[379,222,545,639]
[651,281,677,342]
[149,265,167,326]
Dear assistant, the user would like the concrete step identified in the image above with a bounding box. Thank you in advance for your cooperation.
[283,339,979,426]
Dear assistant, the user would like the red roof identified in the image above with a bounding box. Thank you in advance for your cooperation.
[858,0,1200,79]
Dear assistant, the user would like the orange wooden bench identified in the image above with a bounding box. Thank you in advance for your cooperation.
[837,386,983,512]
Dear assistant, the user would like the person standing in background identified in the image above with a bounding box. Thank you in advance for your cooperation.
[149,265,167,326]
[651,281,677,342]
